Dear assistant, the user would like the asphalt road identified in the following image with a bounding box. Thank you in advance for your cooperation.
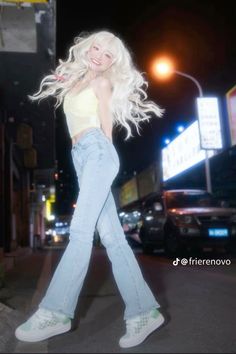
[1,245,236,353]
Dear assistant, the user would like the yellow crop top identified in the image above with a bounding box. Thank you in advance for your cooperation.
[63,87,101,138]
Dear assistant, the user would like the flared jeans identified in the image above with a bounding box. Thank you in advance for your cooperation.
[39,127,160,320]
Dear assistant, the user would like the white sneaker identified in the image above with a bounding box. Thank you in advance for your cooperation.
[119,308,164,348]
[15,308,71,342]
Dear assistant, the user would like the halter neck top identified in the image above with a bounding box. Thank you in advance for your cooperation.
[63,87,101,138]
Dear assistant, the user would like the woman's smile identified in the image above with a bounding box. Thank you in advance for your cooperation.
[91,58,101,65]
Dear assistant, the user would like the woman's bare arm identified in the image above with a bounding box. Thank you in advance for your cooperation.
[93,77,113,143]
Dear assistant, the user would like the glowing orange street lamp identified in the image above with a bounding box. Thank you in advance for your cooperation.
[152,57,203,96]
[151,57,175,80]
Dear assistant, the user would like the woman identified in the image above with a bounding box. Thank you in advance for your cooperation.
[15,30,165,348]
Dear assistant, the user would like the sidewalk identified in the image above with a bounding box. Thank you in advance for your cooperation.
[2,247,33,272]
[0,247,34,353]
[0,247,127,353]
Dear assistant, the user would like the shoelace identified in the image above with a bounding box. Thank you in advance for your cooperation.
[126,314,149,335]
[31,311,59,330]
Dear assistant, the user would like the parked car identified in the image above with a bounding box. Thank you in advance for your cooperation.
[45,221,70,246]
[139,189,236,255]
[118,208,143,247]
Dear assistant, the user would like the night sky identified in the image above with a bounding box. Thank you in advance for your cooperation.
[54,0,236,214]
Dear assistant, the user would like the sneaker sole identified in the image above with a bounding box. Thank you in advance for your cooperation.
[15,322,71,343]
[119,313,165,348]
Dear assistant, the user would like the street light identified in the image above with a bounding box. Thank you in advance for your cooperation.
[152,57,212,193]
[151,57,174,79]
[152,58,203,96]
[164,138,171,145]
[177,125,185,133]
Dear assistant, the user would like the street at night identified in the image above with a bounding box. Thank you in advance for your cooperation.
[0,246,236,353]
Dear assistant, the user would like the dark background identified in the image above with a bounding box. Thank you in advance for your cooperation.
[54,0,236,214]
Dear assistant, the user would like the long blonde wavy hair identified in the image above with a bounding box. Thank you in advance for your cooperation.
[30,30,164,140]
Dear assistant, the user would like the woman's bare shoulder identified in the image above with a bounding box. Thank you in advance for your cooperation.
[91,76,112,92]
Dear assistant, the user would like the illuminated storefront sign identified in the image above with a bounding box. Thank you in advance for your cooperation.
[137,163,160,198]
[162,121,215,181]
[226,85,236,146]
[119,177,138,207]
[196,97,223,150]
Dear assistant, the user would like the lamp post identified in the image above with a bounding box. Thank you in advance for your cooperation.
[152,57,212,193]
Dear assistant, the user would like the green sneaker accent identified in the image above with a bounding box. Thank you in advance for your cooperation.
[62,317,71,325]
[151,309,160,319]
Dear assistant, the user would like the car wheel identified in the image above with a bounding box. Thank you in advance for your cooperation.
[164,229,185,257]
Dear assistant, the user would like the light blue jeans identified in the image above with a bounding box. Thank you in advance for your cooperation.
[39,127,160,320]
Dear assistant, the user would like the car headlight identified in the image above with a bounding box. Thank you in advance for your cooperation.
[53,235,60,242]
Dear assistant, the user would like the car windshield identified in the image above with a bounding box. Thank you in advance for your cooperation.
[119,210,141,227]
[166,191,218,209]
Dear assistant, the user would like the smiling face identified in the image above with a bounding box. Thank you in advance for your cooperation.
[87,39,116,73]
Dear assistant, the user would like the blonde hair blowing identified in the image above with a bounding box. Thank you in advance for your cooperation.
[30,30,164,140]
